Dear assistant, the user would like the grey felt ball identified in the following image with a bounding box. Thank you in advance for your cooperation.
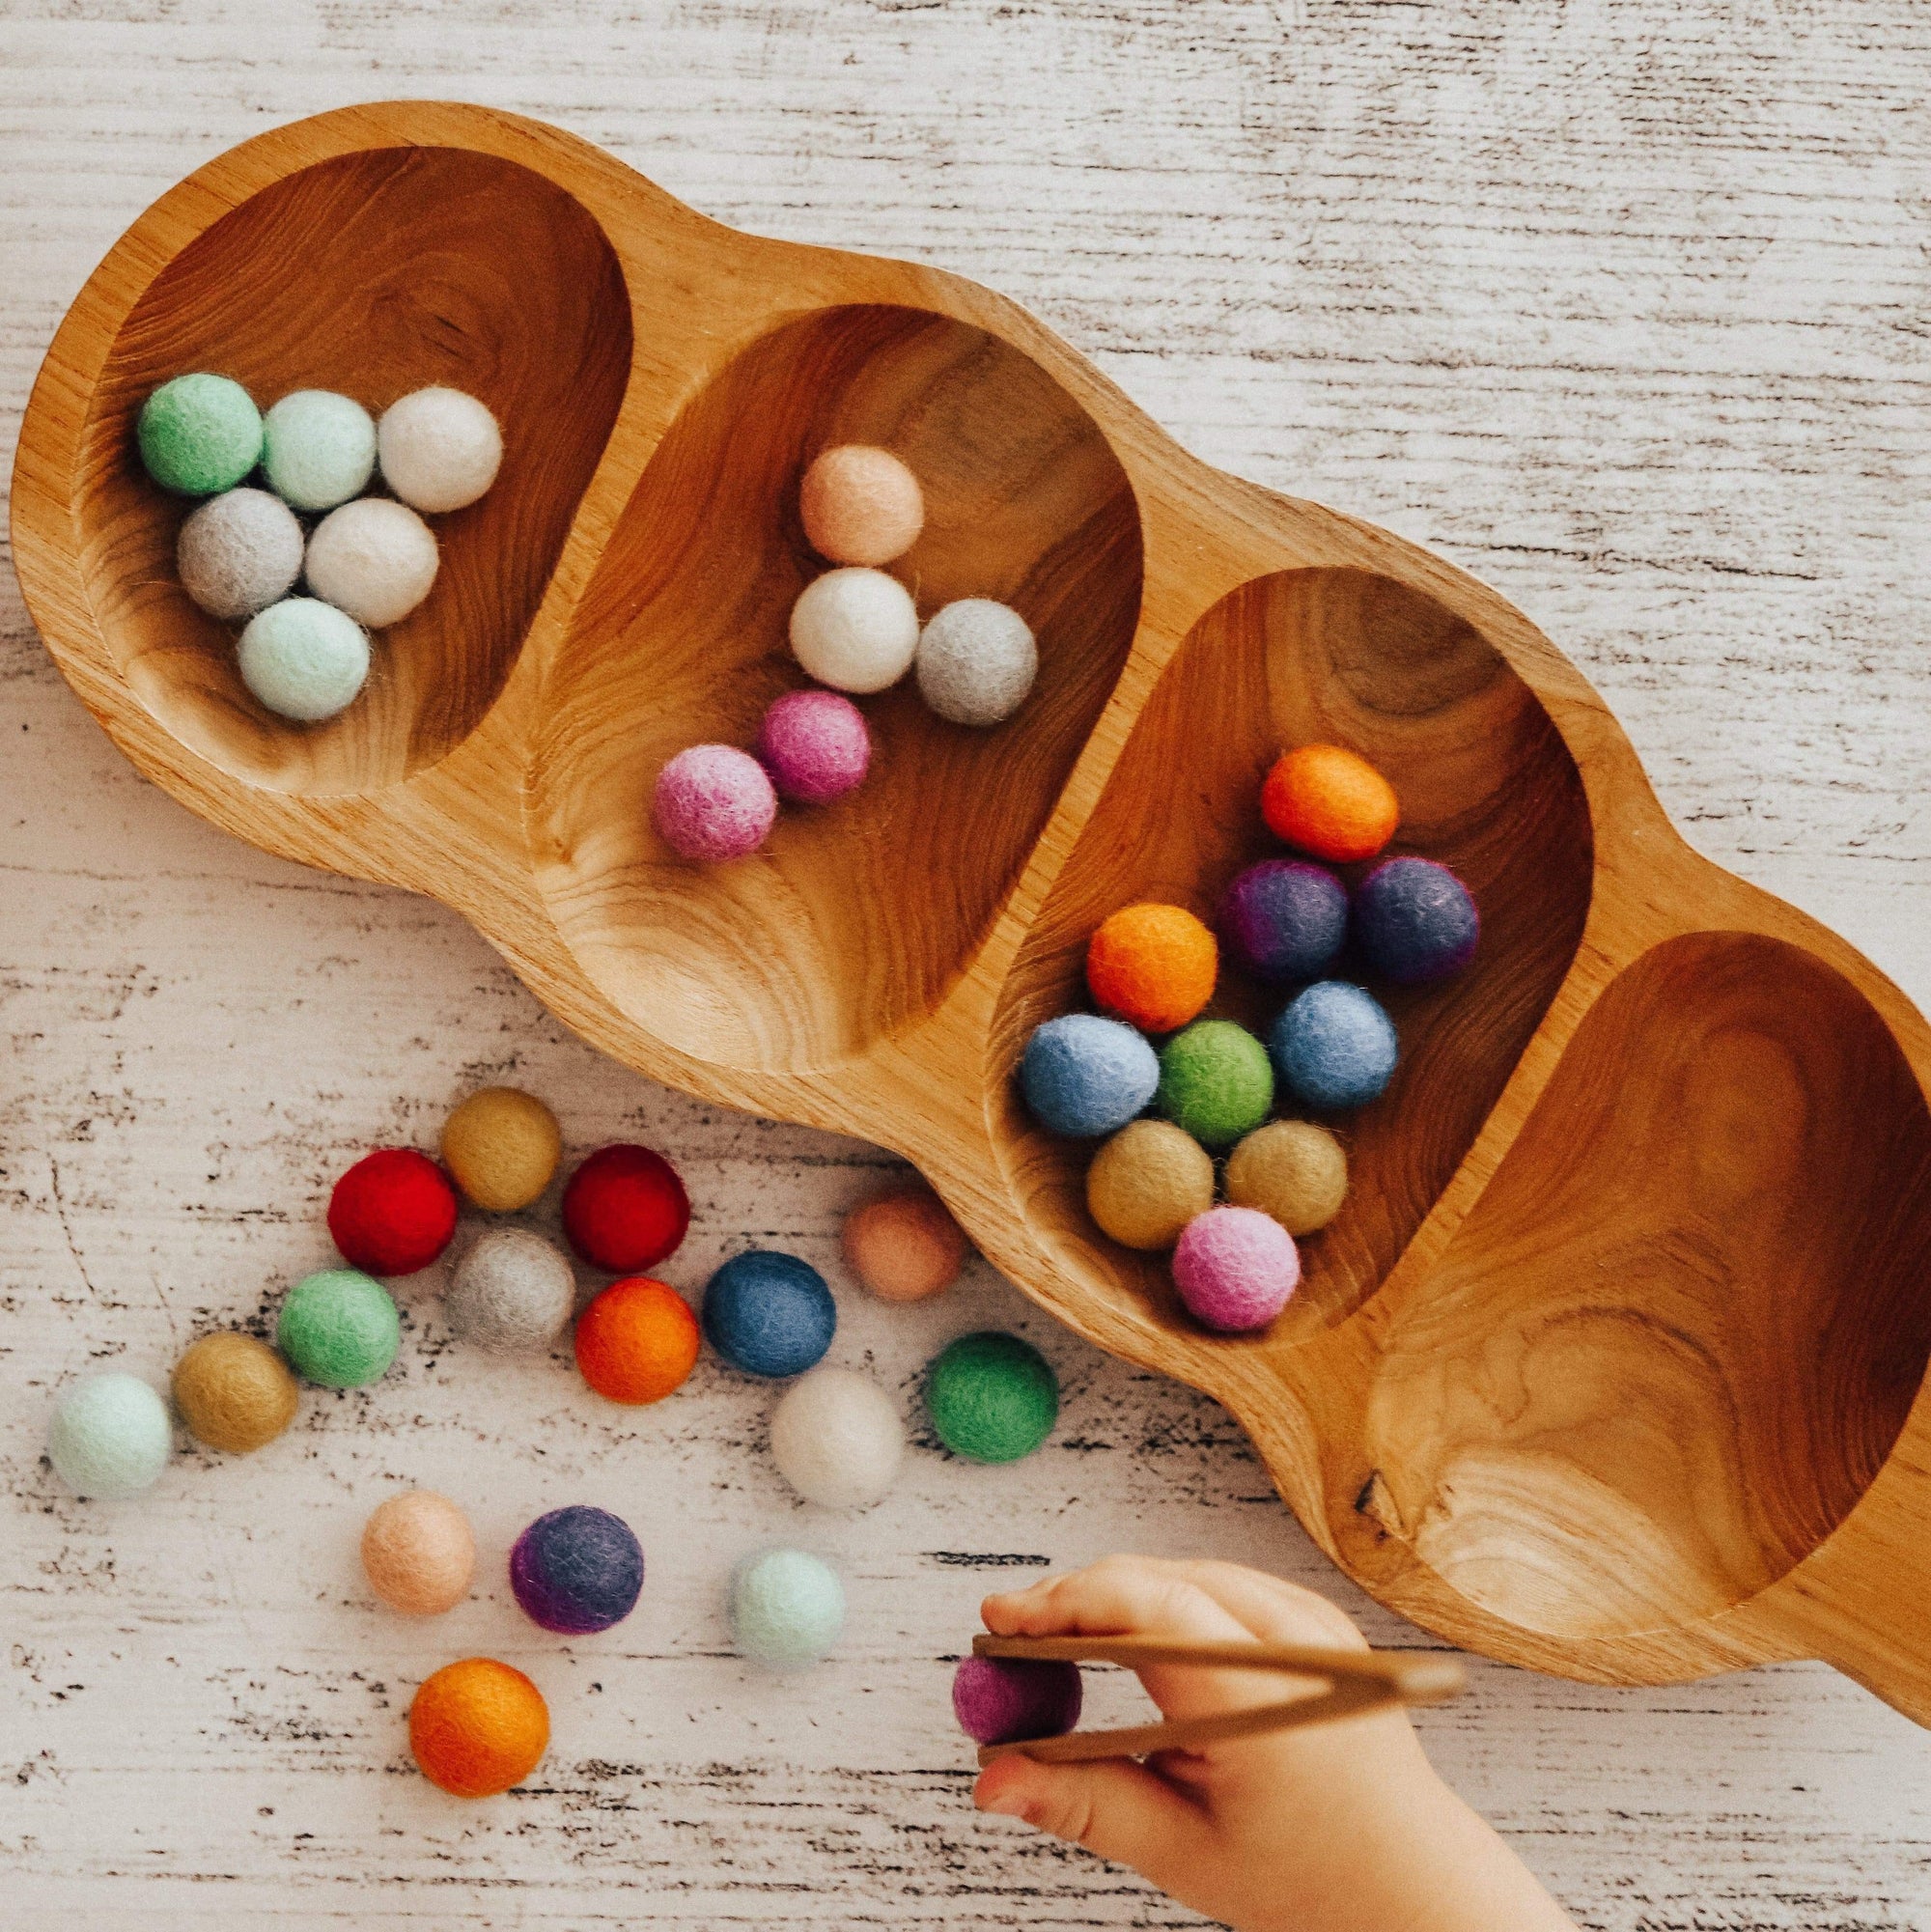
[914,598,1038,726]
[445,1227,576,1355]
[177,487,305,620]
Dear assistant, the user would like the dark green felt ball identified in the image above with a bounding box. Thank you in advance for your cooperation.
[926,1330,1058,1464]
[277,1267,401,1387]
[1157,1019,1273,1148]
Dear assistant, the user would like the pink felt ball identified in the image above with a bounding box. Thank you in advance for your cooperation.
[755,689,872,804]
[1171,1206,1301,1332]
[653,744,778,860]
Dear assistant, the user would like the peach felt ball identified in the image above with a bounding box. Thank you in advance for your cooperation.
[408,1657,548,1797]
[840,1184,968,1302]
[440,1086,562,1213]
[574,1276,701,1404]
[362,1491,477,1615]
[654,743,777,861]
[799,445,925,566]
[1086,903,1217,1033]
[1261,743,1399,863]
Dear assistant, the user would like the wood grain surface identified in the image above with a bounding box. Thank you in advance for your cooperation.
[5,4,1931,1928]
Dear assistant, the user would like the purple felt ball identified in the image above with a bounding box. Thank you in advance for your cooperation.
[952,1654,1084,1747]
[1353,856,1479,984]
[1171,1206,1301,1332]
[1218,859,1348,984]
[653,743,778,861]
[509,1504,645,1635]
[755,689,872,803]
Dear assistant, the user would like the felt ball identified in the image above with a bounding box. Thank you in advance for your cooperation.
[915,598,1038,727]
[237,597,370,722]
[1084,1118,1215,1251]
[138,373,263,496]
[46,1373,172,1499]
[1261,743,1399,863]
[1269,982,1399,1109]
[328,1148,460,1275]
[277,1268,402,1387]
[304,496,439,628]
[362,1490,476,1615]
[446,1228,575,1355]
[1156,1019,1274,1149]
[1172,1206,1301,1331]
[789,567,919,693]
[1354,856,1480,984]
[925,1330,1058,1464]
[653,742,778,861]
[1224,1119,1349,1236]
[176,487,304,619]
[510,1504,645,1635]
[1086,903,1217,1033]
[261,389,377,512]
[1217,859,1348,986]
[703,1250,836,1378]
[408,1657,548,1797]
[730,1547,846,1670]
[561,1143,690,1274]
[800,444,925,566]
[378,386,503,514]
[770,1366,905,1509]
[171,1330,299,1454]
[440,1086,562,1213]
[574,1275,700,1404]
[755,689,871,803]
[1020,1014,1160,1139]
[840,1185,968,1303]
[952,1655,1083,1747]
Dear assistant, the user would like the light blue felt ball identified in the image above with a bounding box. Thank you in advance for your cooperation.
[1269,982,1399,1110]
[261,389,377,511]
[238,598,370,722]
[1020,1013,1159,1138]
[47,1372,173,1498]
[729,1547,846,1670]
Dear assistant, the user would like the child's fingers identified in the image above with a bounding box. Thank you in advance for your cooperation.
[974,1747,1205,1887]
[1164,1559,1369,1653]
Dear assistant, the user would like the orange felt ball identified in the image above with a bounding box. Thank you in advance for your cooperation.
[1085,903,1217,1033]
[1261,744,1399,863]
[409,1657,549,1798]
[574,1275,701,1404]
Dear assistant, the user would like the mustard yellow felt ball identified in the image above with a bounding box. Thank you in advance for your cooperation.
[1224,1119,1349,1236]
[440,1087,562,1213]
[1085,1118,1215,1251]
[172,1330,299,1455]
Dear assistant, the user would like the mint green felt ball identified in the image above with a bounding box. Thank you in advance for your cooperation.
[262,389,376,511]
[729,1548,846,1670]
[277,1268,400,1387]
[137,374,263,496]
[238,598,370,722]
[925,1330,1058,1464]
[1157,1019,1273,1149]
[46,1372,173,1498]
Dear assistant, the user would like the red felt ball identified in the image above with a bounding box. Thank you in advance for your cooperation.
[561,1144,690,1274]
[328,1149,460,1276]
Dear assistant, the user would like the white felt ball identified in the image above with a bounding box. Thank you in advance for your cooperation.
[304,497,439,628]
[445,1227,576,1355]
[177,487,304,620]
[262,390,377,512]
[378,387,503,514]
[789,567,919,693]
[769,1366,905,1510]
[47,1372,173,1499]
[916,599,1038,726]
[730,1547,846,1670]
[237,598,370,722]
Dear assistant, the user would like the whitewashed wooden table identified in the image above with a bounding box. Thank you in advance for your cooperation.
[5,5,1931,1926]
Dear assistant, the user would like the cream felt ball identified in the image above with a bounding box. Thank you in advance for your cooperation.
[262,389,377,512]
[238,598,370,722]
[799,444,925,566]
[177,487,304,620]
[446,1227,576,1355]
[362,1490,476,1615]
[304,497,439,628]
[47,1372,173,1498]
[730,1547,846,1670]
[378,386,503,514]
[790,567,919,693]
[915,598,1037,727]
[770,1367,905,1509]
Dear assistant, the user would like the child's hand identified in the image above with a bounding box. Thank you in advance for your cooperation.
[973,1555,1574,1932]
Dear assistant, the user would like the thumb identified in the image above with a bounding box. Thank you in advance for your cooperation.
[974,1752,1202,1880]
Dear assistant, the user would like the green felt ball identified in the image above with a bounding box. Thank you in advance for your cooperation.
[137,374,263,496]
[1157,1019,1273,1149]
[276,1267,401,1387]
[262,389,376,511]
[925,1330,1058,1464]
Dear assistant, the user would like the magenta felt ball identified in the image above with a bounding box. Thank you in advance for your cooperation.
[653,744,777,860]
[953,1655,1084,1747]
[1172,1207,1301,1332]
[755,689,871,803]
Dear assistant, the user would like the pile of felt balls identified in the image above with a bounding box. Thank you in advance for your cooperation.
[1020,742,1480,1337]
[652,443,1043,862]
[136,372,502,723]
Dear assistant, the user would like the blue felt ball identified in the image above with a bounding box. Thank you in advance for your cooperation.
[1354,857,1479,985]
[703,1250,836,1378]
[1021,1014,1159,1138]
[1269,982,1399,1109]
[1217,859,1348,984]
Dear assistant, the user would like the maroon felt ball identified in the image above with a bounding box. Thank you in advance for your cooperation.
[561,1143,691,1274]
[755,689,871,803]
[327,1149,459,1276]
[952,1655,1083,1746]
